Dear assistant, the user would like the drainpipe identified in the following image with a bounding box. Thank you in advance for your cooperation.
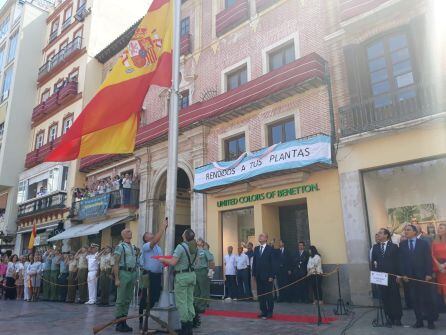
[324,62,337,164]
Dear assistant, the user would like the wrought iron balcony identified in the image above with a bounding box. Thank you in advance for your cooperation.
[216,0,249,37]
[38,37,83,81]
[17,191,67,218]
[339,83,440,137]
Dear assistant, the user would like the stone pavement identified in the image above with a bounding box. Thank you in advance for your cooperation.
[0,299,445,335]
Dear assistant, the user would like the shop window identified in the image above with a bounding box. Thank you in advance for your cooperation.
[7,31,18,63]
[48,124,58,142]
[35,131,45,149]
[226,65,247,91]
[62,115,73,134]
[268,118,296,145]
[225,0,237,8]
[224,134,245,161]
[268,41,295,71]
[181,17,190,36]
[222,208,255,259]
[179,90,189,109]
[366,32,416,108]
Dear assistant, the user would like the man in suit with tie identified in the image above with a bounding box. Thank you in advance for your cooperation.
[275,240,291,302]
[371,228,402,326]
[291,241,309,303]
[399,224,436,329]
[252,233,275,319]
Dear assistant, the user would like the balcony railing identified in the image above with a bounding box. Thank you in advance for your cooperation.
[32,81,78,124]
[61,17,72,31]
[49,30,58,43]
[71,189,139,219]
[38,37,83,81]
[339,83,439,137]
[180,33,192,56]
[256,0,278,12]
[25,137,61,169]
[339,0,391,21]
[17,191,67,218]
[216,0,249,37]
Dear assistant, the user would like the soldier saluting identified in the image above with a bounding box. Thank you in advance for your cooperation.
[113,228,139,333]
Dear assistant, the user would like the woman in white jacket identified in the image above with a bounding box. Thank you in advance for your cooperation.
[23,254,33,301]
[307,245,323,305]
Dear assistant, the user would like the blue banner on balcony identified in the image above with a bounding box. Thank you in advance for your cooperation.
[194,134,332,191]
[78,194,110,220]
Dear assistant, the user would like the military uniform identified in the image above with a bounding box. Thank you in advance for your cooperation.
[194,248,214,314]
[114,241,137,320]
[77,254,88,303]
[42,253,52,300]
[173,241,197,330]
[99,253,114,305]
[49,256,60,301]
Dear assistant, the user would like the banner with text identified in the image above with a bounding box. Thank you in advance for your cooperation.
[77,194,110,220]
[194,134,331,191]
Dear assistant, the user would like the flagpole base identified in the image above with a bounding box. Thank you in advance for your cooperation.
[150,290,181,331]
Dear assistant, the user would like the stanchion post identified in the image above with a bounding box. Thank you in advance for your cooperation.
[334,267,348,315]
[315,275,322,326]
[371,285,389,327]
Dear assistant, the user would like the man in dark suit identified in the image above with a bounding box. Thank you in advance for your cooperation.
[371,228,402,326]
[275,240,291,302]
[252,233,275,319]
[291,241,309,303]
[399,224,436,329]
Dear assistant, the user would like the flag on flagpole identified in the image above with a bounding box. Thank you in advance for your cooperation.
[28,222,37,250]
[46,0,173,161]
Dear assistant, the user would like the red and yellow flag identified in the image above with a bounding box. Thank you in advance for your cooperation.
[46,0,173,161]
[28,222,37,250]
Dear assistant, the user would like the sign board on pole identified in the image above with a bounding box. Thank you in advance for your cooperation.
[370,271,389,286]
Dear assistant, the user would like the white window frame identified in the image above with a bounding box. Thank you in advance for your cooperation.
[220,57,251,93]
[63,117,73,134]
[261,33,300,74]
[35,132,44,149]
[48,124,58,142]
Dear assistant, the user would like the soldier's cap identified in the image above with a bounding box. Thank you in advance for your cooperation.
[90,243,100,248]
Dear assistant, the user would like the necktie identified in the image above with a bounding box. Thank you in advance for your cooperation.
[380,243,385,256]
[260,246,264,255]
[409,239,414,251]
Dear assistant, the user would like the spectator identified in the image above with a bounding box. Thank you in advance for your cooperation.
[245,242,254,298]
[58,253,69,302]
[291,241,309,303]
[75,247,88,304]
[29,254,43,302]
[235,246,250,299]
[122,173,132,205]
[5,254,18,300]
[85,244,99,305]
[15,256,25,300]
[224,246,237,301]
[66,253,78,303]
[307,245,323,305]
[432,223,446,305]
[0,255,8,299]
[275,240,291,302]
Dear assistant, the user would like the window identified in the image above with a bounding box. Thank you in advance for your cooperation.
[68,69,79,82]
[268,118,295,145]
[78,0,87,10]
[59,39,69,51]
[0,122,4,139]
[180,17,190,36]
[224,134,245,161]
[35,131,44,149]
[17,180,27,204]
[226,65,247,91]
[48,124,58,142]
[47,51,55,62]
[64,7,73,23]
[54,80,65,92]
[61,166,69,191]
[0,16,9,40]
[2,66,13,101]
[41,89,50,102]
[13,3,23,24]
[62,116,73,134]
[73,27,83,40]
[179,90,189,109]
[268,42,295,71]
[0,47,4,71]
[366,32,416,108]
[225,0,237,8]
[7,31,18,63]
[50,19,59,41]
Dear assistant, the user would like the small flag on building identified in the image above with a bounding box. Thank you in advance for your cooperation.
[28,222,37,250]
[46,0,173,161]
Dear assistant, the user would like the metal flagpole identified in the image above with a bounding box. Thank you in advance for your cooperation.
[151,0,181,330]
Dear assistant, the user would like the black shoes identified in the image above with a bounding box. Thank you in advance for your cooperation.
[115,321,132,333]
[392,320,402,326]
[427,321,435,330]
[192,314,201,328]
[412,321,424,329]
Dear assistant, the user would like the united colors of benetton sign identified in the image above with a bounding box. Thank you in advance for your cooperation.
[194,134,331,191]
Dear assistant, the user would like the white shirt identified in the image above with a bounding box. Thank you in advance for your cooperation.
[235,253,249,270]
[122,178,132,188]
[86,253,99,272]
[307,255,323,274]
[6,262,17,277]
[224,254,236,275]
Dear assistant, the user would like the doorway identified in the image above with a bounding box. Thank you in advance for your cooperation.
[278,202,310,251]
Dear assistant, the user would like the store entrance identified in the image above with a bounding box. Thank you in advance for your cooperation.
[221,207,255,259]
[279,202,310,251]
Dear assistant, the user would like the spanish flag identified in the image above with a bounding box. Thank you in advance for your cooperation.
[28,222,37,250]
[46,0,173,161]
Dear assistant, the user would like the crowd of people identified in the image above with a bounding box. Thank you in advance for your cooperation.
[223,239,324,308]
[370,218,446,330]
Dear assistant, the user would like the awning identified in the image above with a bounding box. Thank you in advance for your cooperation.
[47,216,129,242]
[17,222,60,234]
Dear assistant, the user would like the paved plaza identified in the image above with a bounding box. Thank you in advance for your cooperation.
[1,299,445,335]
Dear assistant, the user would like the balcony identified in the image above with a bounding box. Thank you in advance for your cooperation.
[17,191,67,218]
[25,137,61,169]
[49,30,58,43]
[339,0,391,22]
[256,0,278,12]
[32,81,79,125]
[180,33,192,56]
[61,17,72,31]
[339,83,439,137]
[216,0,249,37]
[38,37,83,83]
[71,189,139,220]
[80,52,327,172]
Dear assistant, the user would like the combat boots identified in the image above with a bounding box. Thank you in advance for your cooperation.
[192,314,201,328]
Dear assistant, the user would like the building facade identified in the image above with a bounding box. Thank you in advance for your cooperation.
[0,0,54,252]
[326,0,446,305]
[14,0,150,254]
[80,0,350,302]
